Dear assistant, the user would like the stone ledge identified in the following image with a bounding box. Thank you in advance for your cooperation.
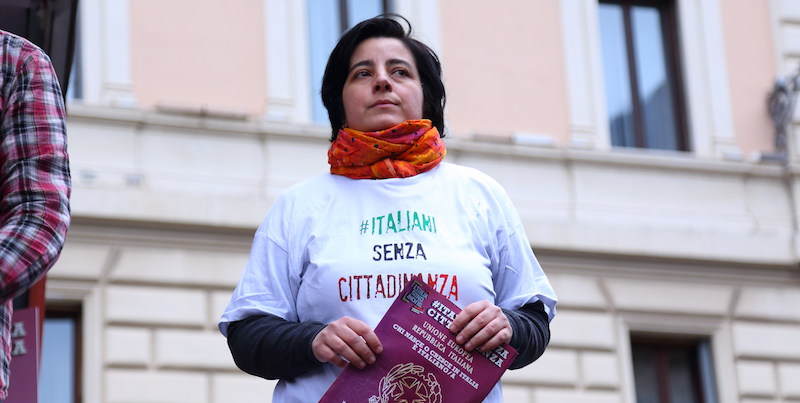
[105,369,209,403]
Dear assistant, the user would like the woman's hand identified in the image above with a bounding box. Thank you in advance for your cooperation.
[312,316,383,369]
[449,300,512,352]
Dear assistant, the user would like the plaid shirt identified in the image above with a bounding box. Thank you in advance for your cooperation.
[0,30,71,399]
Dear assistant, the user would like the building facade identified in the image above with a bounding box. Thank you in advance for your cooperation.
[39,0,800,402]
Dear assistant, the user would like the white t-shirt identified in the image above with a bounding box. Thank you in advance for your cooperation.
[220,162,557,403]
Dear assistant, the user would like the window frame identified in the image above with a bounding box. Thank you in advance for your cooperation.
[598,0,690,151]
[560,0,737,157]
[40,303,83,403]
[306,0,394,125]
[615,312,736,403]
[630,334,716,403]
[335,0,395,33]
[263,0,440,125]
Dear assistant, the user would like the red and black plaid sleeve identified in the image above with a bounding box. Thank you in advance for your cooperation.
[0,30,71,301]
[0,29,71,399]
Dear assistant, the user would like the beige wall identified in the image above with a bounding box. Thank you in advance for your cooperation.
[721,0,777,156]
[130,0,266,115]
[439,0,569,143]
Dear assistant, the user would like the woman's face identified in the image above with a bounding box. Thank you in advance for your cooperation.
[342,37,424,132]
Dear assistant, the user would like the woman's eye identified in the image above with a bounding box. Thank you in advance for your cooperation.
[354,71,370,78]
[393,69,408,76]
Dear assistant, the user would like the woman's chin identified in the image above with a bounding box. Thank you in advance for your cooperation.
[351,118,407,133]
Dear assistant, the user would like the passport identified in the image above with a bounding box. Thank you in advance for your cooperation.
[319,277,517,403]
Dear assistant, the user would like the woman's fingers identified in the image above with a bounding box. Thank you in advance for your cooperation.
[314,302,511,369]
[312,316,383,369]
[449,300,512,352]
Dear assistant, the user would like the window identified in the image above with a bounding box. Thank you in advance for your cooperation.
[39,304,82,403]
[66,6,82,101]
[630,336,718,403]
[0,0,79,102]
[598,0,688,151]
[307,0,392,124]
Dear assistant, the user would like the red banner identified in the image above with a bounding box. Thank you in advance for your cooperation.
[6,307,40,403]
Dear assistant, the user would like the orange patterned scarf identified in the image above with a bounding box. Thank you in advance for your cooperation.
[328,119,446,179]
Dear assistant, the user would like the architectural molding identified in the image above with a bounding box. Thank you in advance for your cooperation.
[79,0,135,107]
[538,249,800,288]
[393,0,443,58]
[560,0,610,151]
[263,0,311,123]
[66,104,798,264]
[45,280,104,403]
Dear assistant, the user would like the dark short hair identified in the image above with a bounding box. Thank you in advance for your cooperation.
[321,15,446,141]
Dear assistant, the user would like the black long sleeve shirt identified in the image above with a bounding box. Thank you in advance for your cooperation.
[226,300,550,379]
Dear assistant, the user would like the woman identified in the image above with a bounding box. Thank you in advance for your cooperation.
[219,15,557,402]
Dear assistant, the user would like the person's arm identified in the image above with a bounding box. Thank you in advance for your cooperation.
[226,312,383,380]
[449,299,550,370]
[0,34,71,302]
[503,300,550,369]
[226,314,326,380]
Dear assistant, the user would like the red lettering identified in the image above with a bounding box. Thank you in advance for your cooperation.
[402,273,412,286]
[337,273,459,302]
[363,274,373,298]
[353,275,362,299]
[375,275,386,298]
[438,274,449,294]
[448,275,459,300]
[427,273,438,289]
[387,274,397,298]
[338,277,347,302]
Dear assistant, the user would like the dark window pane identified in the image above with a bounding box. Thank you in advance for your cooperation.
[667,346,699,403]
[631,344,661,403]
[631,337,717,403]
[599,4,636,147]
[632,6,678,150]
[67,4,82,101]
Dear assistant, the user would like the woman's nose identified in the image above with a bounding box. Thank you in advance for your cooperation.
[373,74,392,92]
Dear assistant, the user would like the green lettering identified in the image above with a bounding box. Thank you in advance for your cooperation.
[412,212,422,231]
[397,211,406,232]
[375,216,385,234]
[422,214,432,232]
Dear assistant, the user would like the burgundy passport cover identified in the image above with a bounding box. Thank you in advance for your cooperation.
[319,278,517,403]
